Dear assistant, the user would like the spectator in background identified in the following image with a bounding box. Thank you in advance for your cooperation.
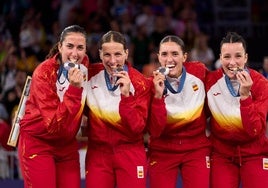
[2,69,27,123]
[189,32,215,70]
[135,4,155,37]
[177,1,200,52]
[119,10,134,37]
[0,48,19,97]
[149,15,174,51]
[16,47,40,75]
[58,0,80,30]
[259,56,268,79]
[87,36,101,64]
[0,38,16,98]
[130,24,154,72]
[0,104,8,121]
[19,9,46,61]
[163,5,185,38]
[206,32,268,188]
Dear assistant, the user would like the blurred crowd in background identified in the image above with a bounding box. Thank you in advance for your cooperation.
[0,0,268,180]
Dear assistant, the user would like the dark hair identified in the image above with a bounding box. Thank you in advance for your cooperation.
[98,31,127,50]
[46,25,87,59]
[220,32,247,52]
[159,35,186,53]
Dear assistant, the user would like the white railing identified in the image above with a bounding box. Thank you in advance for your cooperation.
[0,149,21,179]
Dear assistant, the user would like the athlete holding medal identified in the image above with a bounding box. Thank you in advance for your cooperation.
[85,31,151,188]
[147,35,211,188]
[206,32,268,188]
[18,25,89,188]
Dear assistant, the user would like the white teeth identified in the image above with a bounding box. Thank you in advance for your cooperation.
[166,65,175,68]
[70,59,77,63]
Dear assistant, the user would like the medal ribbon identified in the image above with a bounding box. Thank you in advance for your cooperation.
[104,65,128,91]
[164,66,186,94]
[57,64,68,84]
[224,67,249,97]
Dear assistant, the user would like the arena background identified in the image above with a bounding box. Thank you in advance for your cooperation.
[0,0,267,187]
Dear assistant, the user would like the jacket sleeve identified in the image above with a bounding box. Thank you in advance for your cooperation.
[147,95,167,138]
[240,72,268,138]
[21,62,83,140]
[119,70,151,136]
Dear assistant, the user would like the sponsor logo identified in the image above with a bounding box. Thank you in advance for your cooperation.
[150,161,157,166]
[213,92,221,96]
[29,154,38,159]
[59,87,65,91]
[91,85,98,89]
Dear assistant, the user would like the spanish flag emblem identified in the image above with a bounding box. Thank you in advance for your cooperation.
[263,158,268,170]
[192,82,199,91]
[137,166,144,178]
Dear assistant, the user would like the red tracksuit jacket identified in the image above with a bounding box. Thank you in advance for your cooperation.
[206,68,268,157]
[20,54,89,144]
[148,62,211,152]
[86,62,151,151]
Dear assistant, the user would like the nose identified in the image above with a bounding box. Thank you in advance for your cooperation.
[110,55,117,64]
[229,57,237,65]
[72,48,79,55]
[70,48,79,60]
[167,53,173,62]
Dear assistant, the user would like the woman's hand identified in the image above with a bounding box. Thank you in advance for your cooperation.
[68,67,84,88]
[153,71,166,99]
[114,70,131,97]
[237,70,253,100]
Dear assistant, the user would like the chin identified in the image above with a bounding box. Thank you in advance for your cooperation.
[227,73,237,79]
[168,72,177,78]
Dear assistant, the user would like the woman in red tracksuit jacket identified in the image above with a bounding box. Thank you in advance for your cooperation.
[18,25,89,188]
[147,35,211,188]
[85,31,151,188]
[206,32,268,188]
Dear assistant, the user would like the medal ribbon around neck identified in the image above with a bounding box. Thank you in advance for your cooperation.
[224,67,249,97]
[164,66,186,94]
[104,64,128,91]
[57,64,69,84]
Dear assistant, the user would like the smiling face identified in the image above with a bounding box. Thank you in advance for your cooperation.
[99,41,128,75]
[220,42,248,79]
[58,32,87,64]
[158,41,187,78]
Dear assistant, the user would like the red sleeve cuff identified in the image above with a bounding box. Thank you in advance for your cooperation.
[240,96,252,106]
[120,92,134,102]
[152,97,165,105]
[68,84,83,95]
